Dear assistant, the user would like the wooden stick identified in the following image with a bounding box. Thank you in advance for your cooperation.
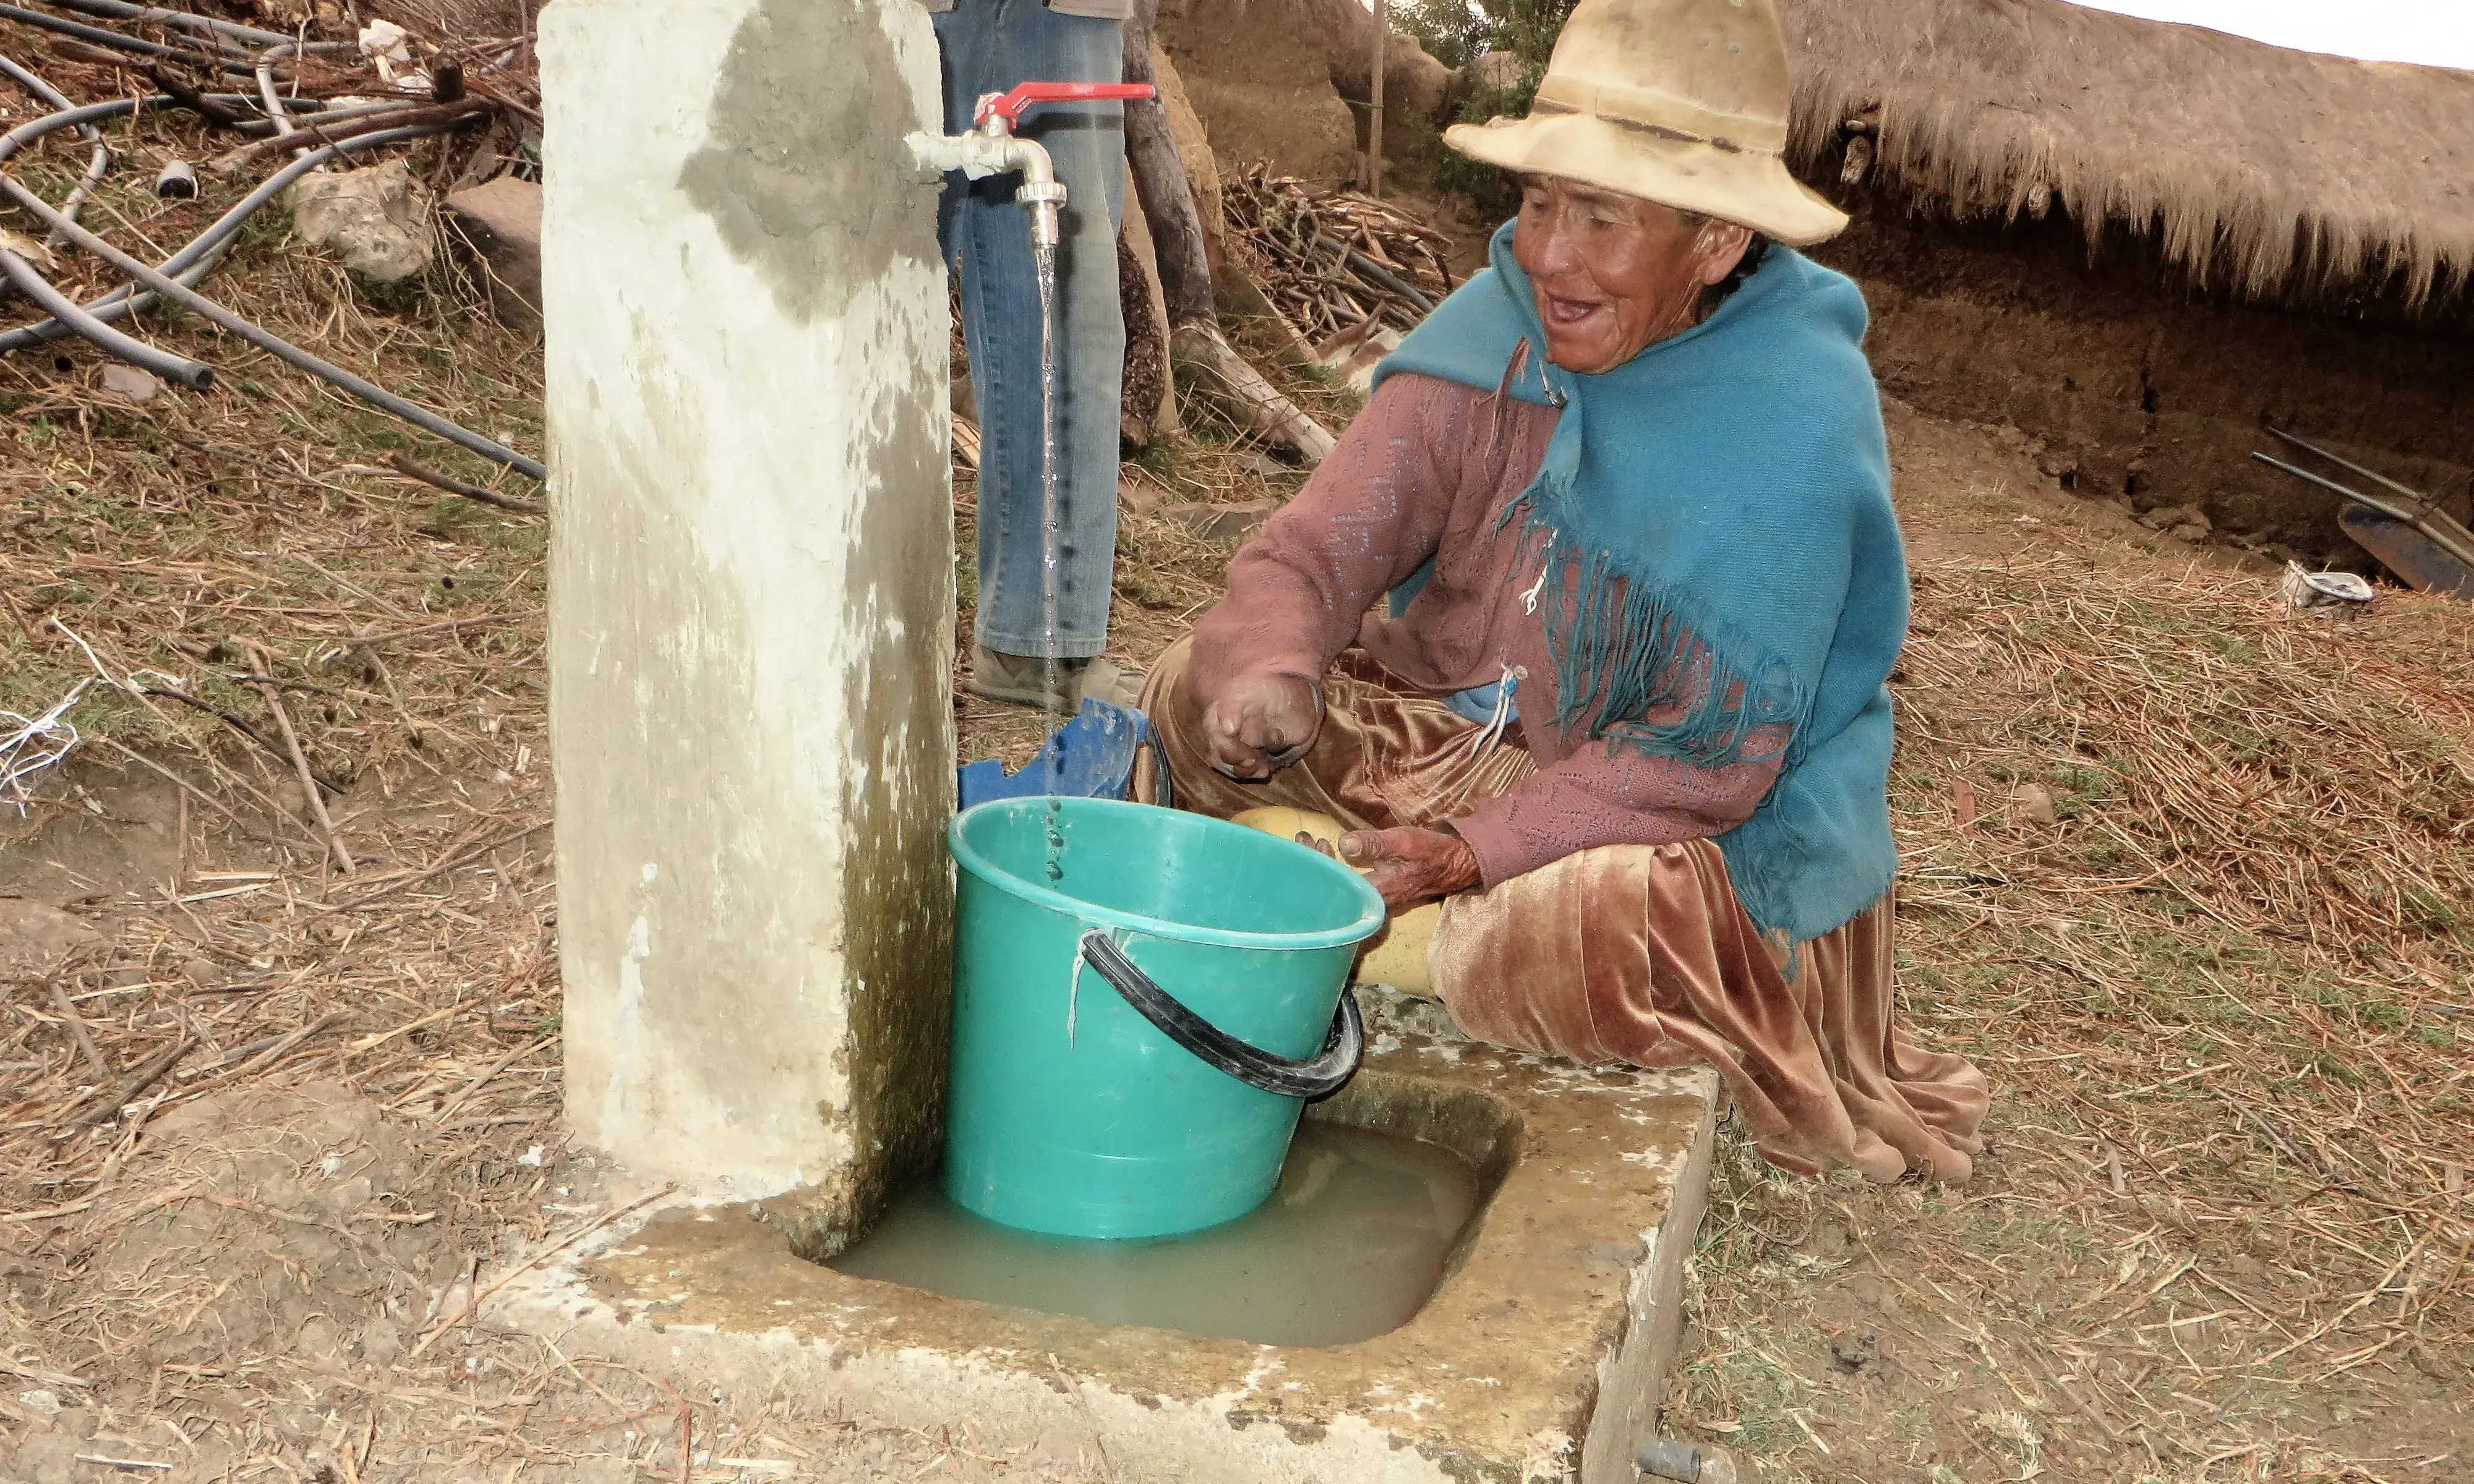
[48,983,109,1080]
[1170,323,1336,464]
[212,1009,351,1082]
[87,736,288,852]
[246,644,354,877]
[387,453,545,516]
[431,1030,556,1124]
[309,819,547,918]
[210,101,494,170]
[1368,0,1386,198]
[62,1038,194,1135]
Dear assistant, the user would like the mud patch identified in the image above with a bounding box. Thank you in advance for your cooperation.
[678,0,938,323]
[85,1082,452,1370]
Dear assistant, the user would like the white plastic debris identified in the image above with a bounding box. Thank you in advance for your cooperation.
[358,20,412,64]
[1,680,88,816]
[357,21,430,93]
[16,1389,61,1417]
[2280,561,2375,610]
[516,1145,546,1167]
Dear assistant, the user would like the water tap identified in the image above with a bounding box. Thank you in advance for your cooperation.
[905,81,1156,249]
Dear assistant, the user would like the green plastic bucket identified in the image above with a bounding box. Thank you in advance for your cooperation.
[944,797,1388,1239]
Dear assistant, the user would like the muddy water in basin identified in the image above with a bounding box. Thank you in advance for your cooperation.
[827,1122,1482,1347]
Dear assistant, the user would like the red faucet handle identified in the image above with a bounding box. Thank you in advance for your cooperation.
[974,82,1158,130]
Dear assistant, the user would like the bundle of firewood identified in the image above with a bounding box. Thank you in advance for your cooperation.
[1222,164,1457,344]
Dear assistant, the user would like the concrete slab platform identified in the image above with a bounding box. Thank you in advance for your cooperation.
[498,1001,1719,1484]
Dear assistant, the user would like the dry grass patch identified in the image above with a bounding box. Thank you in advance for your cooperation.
[1676,548,2474,1482]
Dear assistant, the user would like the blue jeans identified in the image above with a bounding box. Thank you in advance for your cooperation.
[935,0,1126,660]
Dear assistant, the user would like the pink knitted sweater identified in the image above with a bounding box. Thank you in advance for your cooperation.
[1186,372,1786,887]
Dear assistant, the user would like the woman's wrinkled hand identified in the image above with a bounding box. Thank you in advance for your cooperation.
[1336,826,1482,911]
[1194,670,1322,781]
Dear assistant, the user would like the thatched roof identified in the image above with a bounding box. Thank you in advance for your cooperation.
[1778,0,2474,313]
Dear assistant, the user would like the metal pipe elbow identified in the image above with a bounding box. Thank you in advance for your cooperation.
[904,130,1068,249]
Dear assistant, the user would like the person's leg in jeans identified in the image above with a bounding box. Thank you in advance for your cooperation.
[935,0,1126,697]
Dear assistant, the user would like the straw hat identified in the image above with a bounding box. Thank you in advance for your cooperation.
[1444,0,1847,246]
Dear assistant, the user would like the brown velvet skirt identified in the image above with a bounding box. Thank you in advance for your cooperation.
[1141,639,1990,1182]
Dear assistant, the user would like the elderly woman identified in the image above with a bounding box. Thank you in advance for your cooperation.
[1139,0,1987,1180]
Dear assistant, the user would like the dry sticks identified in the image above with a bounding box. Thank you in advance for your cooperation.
[244,642,354,877]
[1222,164,1457,344]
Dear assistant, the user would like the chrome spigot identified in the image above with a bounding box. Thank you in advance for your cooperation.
[904,81,1156,250]
[977,101,1068,249]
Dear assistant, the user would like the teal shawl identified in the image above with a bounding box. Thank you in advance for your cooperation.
[1376,223,1906,946]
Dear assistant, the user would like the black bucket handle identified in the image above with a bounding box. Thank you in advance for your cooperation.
[1077,929,1363,1100]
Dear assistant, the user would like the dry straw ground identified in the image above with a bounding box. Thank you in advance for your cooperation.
[2,47,2471,1484]
[1671,419,2474,1482]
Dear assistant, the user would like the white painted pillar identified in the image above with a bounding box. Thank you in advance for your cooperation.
[539,0,955,1246]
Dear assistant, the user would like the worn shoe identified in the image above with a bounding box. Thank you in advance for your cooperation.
[967,644,1144,710]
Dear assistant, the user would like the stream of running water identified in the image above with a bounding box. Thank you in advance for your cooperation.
[1034,240,1067,882]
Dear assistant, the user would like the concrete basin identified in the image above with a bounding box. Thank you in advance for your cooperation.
[497,997,1719,1484]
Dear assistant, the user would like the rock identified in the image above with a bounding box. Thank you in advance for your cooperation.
[2012,782,2060,826]
[286,159,436,286]
[1157,2,1357,189]
[1333,32,1453,160]
[442,174,543,326]
[4,1418,88,1484]
[1467,49,1526,95]
[1162,498,1279,544]
[0,899,103,974]
[98,364,159,405]
[1828,1331,1878,1372]
[2136,501,2212,540]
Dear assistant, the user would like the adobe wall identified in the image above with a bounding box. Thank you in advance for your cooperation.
[1809,204,2474,563]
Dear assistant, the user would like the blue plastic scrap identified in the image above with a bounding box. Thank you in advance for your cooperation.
[957,698,1154,808]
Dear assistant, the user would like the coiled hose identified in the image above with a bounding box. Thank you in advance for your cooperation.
[0,52,105,241]
[0,59,544,481]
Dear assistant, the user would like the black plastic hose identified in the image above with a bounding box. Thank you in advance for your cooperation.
[2,173,546,477]
[34,0,356,53]
[0,2,249,72]
[1077,929,1364,1099]
[0,247,210,386]
[0,72,541,480]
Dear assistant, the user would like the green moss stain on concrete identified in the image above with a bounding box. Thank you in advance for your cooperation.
[680,0,938,323]
[785,338,956,1261]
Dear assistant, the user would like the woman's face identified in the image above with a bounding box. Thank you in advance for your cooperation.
[1510,175,1752,374]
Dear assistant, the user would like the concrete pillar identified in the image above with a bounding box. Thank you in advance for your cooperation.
[539,0,955,1251]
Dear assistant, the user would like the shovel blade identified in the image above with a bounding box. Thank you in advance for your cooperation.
[2341,506,2474,599]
